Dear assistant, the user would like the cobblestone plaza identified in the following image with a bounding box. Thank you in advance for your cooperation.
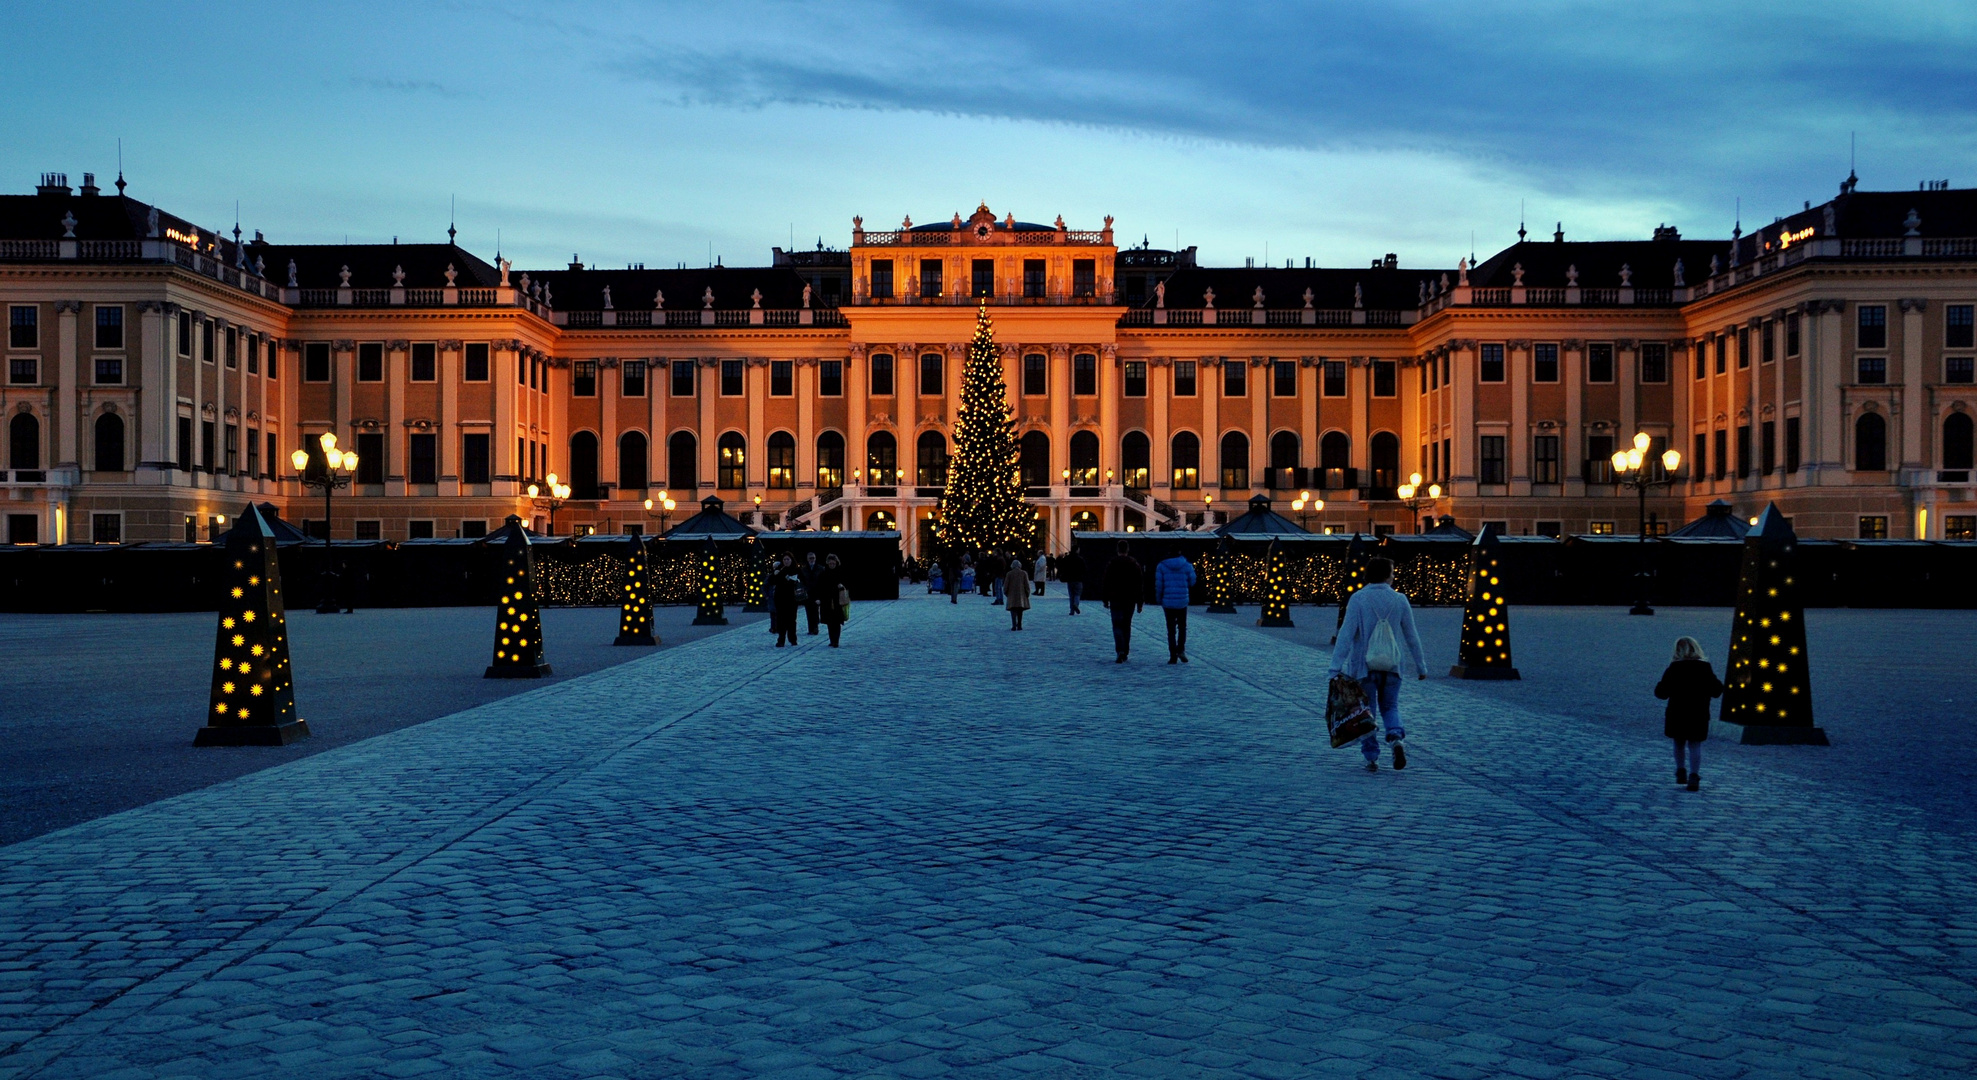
[3,598,1975,1078]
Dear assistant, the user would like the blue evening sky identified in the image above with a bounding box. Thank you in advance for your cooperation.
[6,1,1971,271]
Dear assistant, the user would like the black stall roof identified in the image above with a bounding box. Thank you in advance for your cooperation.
[1215,495,1310,536]
[664,496,758,538]
[1670,499,1751,539]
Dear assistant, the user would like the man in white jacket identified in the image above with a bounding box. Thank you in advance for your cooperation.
[1327,557,1428,771]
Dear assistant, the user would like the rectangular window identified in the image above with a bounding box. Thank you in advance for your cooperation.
[1589,521,1616,536]
[919,352,942,396]
[1322,359,1347,397]
[1639,342,1668,383]
[920,259,943,298]
[407,520,435,540]
[1534,521,1562,539]
[446,342,481,384]
[462,433,490,484]
[178,417,192,472]
[201,320,214,363]
[1762,321,1776,364]
[224,327,238,369]
[1948,356,1974,384]
[1858,305,1887,349]
[92,513,121,544]
[1714,336,1727,375]
[264,432,277,479]
[1737,327,1750,369]
[200,420,215,473]
[1694,432,1708,480]
[357,343,383,382]
[1173,360,1196,396]
[1533,343,1559,382]
[459,519,487,538]
[622,359,646,397]
[9,305,37,349]
[247,427,259,478]
[355,520,382,541]
[411,342,437,382]
[1273,359,1298,398]
[1736,424,1751,478]
[1762,419,1776,474]
[178,312,191,356]
[572,359,597,396]
[1441,438,1450,481]
[720,359,743,396]
[1695,341,1708,380]
[1785,417,1801,473]
[1945,515,1976,541]
[1858,356,1887,384]
[8,356,35,385]
[304,342,330,382]
[1123,361,1147,397]
[1072,259,1095,297]
[1587,343,1614,383]
[1223,361,1246,398]
[1587,434,1614,482]
[223,423,238,474]
[1372,359,1395,397]
[818,359,841,396]
[1073,353,1096,395]
[1859,515,1888,540]
[972,259,995,298]
[870,353,894,396]
[1713,429,1727,480]
[1480,343,1505,382]
[1023,353,1046,396]
[1023,259,1045,299]
[870,259,893,300]
[94,305,122,349]
[1533,435,1560,484]
[265,340,277,380]
[355,432,384,484]
[410,433,437,484]
[770,359,792,396]
[672,359,696,397]
[246,334,259,375]
[1949,304,1975,349]
[1479,435,1505,484]
[1786,312,1802,356]
[519,353,528,385]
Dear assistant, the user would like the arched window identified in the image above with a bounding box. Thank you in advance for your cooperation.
[9,413,40,470]
[865,509,897,531]
[916,430,949,487]
[1219,431,1249,490]
[816,431,845,489]
[667,431,696,491]
[1319,431,1351,489]
[1020,430,1051,489]
[618,431,648,492]
[1268,431,1299,489]
[1072,510,1101,531]
[866,431,898,485]
[94,413,125,472]
[1171,432,1200,489]
[1069,430,1099,486]
[1855,412,1887,471]
[1944,412,1974,471]
[1371,432,1400,490]
[717,432,747,488]
[1121,431,1150,489]
[766,431,796,489]
[568,431,600,499]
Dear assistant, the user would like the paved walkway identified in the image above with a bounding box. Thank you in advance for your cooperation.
[2,596,1974,1078]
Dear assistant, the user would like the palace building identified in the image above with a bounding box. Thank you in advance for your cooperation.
[3,172,1974,553]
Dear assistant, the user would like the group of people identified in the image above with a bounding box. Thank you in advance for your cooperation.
[928,549,1089,631]
[768,551,850,647]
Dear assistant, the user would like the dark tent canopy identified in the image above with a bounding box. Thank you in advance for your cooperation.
[1671,499,1751,539]
[1215,494,1309,536]
[665,495,758,538]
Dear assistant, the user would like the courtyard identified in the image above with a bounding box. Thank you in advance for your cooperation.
[1,596,1974,1078]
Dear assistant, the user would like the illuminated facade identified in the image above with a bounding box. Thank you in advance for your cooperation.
[4,175,1976,553]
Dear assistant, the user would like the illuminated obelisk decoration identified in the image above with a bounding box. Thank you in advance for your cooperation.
[692,537,728,625]
[1449,524,1520,680]
[1206,536,1237,614]
[1716,504,1827,744]
[614,533,657,647]
[743,536,769,613]
[484,515,552,678]
[196,504,309,746]
[1257,539,1294,627]
[1332,533,1369,643]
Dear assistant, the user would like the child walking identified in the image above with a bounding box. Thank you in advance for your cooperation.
[1654,636,1723,792]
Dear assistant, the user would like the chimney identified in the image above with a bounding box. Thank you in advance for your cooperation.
[1383,253,1398,269]
[569,254,584,271]
[1652,224,1681,242]
[79,173,100,196]
[36,172,70,195]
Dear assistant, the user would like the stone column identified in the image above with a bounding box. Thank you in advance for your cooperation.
[1049,344,1071,482]
[1201,357,1220,495]
[1814,303,1846,477]
[386,339,407,493]
[1249,356,1268,493]
[845,345,867,486]
[600,357,619,497]
[796,356,815,494]
[649,356,666,497]
[1618,339,1638,441]
[1452,343,1476,491]
[493,341,518,490]
[1563,339,1584,498]
[55,300,80,471]
[945,342,965,426]
[332,337,354,475]
[439,339,460,494]
[1149,355,1169,495]
[1771,319,1787,486]
[189,312,206,476]
[1900,299,1927,485]
[139,303,172,473]
[698,357,718,491]
[1301,356,1319,483]
[746,356,767,492]
[1099,344,1120,486]
[1508,341,1529,496]
[1349,357,1369,488]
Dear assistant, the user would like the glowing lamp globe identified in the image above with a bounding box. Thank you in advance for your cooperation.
[290,448,310,470]
[1312,498,1324,511]
[1409,472,1423,486]
[1633,431,1652,452]
[1428,484,1442,499]
[1662,448,1682,472]
[319,432,337,453]
[339,452,357,473]
[527,484,540,497]
[1611,449,1630,472]
[664,499,676,511]
[1397,483,1416,500]
[644,498,653,510]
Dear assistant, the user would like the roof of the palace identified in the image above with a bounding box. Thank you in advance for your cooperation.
[247,242,503,290]
[1732,184,1977,262]
[1142,264,1450,310]
[517,265,813,311]
[0,188,237,252]
[1467,237,1729,292]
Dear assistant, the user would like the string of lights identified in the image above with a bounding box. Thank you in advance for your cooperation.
[614,535,656,646]
[1722,505,1815,730]
[1257,540,1294,627]
[937,303,1033,554]
[196,506,307,746]
[1452,529,1519,679]
[486,516,552,678]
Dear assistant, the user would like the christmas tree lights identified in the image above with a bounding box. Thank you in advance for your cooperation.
[743,536,769,612]
[614,533,657,647]
[1206,536,1237,613]
[485,515,553,678]
[936,303,1032,554]
[195,504,309,746]
[1718,504,1826,744]
[693,537,728,625]
[1450,525,1519,679]
[1257,538,1294,627]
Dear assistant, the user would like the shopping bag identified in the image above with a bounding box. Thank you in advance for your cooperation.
[1324,673,1377,749]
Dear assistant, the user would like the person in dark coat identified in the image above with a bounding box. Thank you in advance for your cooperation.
[1654,636,1723,792]
[1101,540,1144,663]
[816,553,849,646]
[799,551,823,635]
[941,552,962,604]
[770,553,802,647]
[1057,548,1086,615]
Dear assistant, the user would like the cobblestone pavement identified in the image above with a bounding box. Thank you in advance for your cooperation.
[2,595,1974,1079]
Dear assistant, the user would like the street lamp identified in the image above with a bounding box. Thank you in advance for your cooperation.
[1203,492,1214,528]
[1612,432,1683,615]
[1394,472,1443,533]
[1290,489,1325,530]
[290,432,358,614]
[643,491,677,535]
[528,472,572,534]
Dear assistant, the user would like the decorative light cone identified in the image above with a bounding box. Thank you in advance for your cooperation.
[1206,536,1238,613]
[742,536,769,612]
[936,303,1033,553]
[1256,538,1294,627]
[1333,533,1369,643]
[693,537,728,625]
[1716,504,1827,744]
[614,532,657,647]
[196,504,310,746]
[1450,524,1519,679]
[484,515,552,678]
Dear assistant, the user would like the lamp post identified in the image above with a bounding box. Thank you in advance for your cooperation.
[1203,492,1214,529]
[1612,432,1684,615]
[1394,472,1442,533]
[1290,489,1325,530]
[528,472,571,534]
[290,433,358,615]
[643,491,677,535]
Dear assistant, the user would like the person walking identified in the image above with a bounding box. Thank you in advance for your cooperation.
[986,550,1008,605]
[1058,547,1086,615]
[1004,558,1032,630]
[1101,541,1144,663]
[1033,552,1047,596]
[799,551,823,635]
[816,553,850,647]
[770,553,802,647]
[1152,549,1197,663]
[1327,557,1428,771]
[942,552,963,604]
[1654,636,1723,792]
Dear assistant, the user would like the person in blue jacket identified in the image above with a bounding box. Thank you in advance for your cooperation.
[1153,549,1198,664]
[1327,557,1428,771]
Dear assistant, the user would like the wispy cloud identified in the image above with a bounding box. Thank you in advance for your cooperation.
[347,76,463,98]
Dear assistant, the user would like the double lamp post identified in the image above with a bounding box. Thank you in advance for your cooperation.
[290,433,358,614]
[1611,432,1683,615]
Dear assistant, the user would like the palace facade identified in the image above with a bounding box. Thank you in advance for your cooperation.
[3,172,1975,554]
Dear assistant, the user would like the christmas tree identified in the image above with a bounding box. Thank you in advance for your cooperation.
[1332,533,1370,642]
[196,504,309,746]
[1450,525,1519,679]
[1719,504,1826,743]
[1257,539,1294,627]
[693,537,728,625]
[614,533,656,647]
[485,515,553,678]
[935,303,1031,554]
